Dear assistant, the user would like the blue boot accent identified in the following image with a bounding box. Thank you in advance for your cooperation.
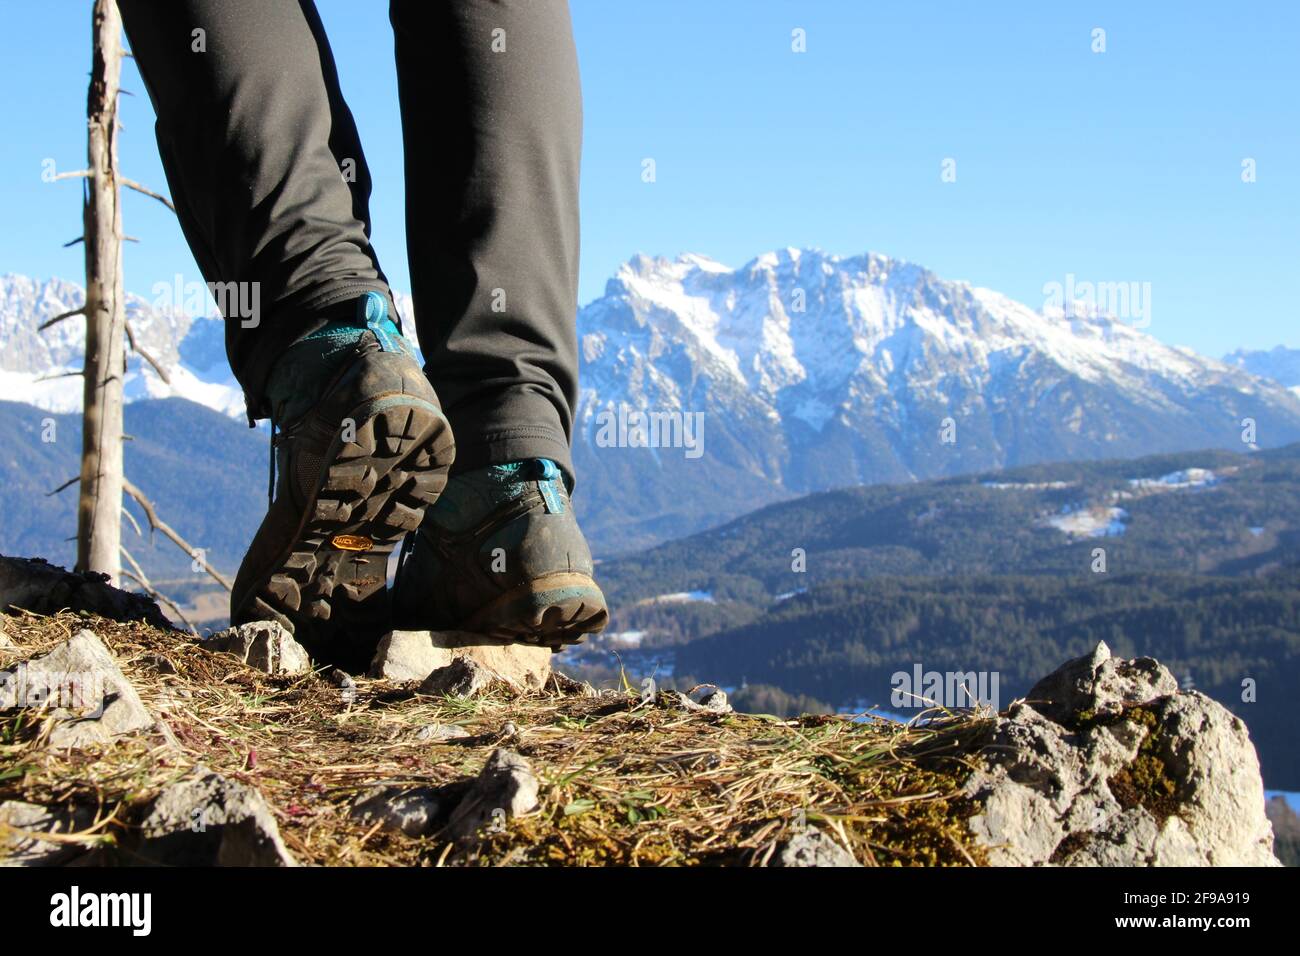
[359,290,403,353]
[536,459,566,515]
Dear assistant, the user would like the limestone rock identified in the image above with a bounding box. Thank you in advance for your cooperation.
[351,786,442,837]
[1025,641,1178,725]
[370,629,550,690]
[772,829,861,867]
[0,629,153,748]
[201,621,311,676]
[369,629,440,682]
[413,723,471,742]
[675,684,733,714]
[0,800,93,866]
[1137,692,1277,866]
[418,657,497,698]
[137,769,296,866]
[956,642,1279,867]
[444,748,540,843]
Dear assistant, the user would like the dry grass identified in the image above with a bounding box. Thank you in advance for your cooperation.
[0,609,989,866]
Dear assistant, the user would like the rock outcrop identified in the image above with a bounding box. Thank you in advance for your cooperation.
[418,657,499,699]
[369,629,551,690]
[0,556,172,629]
[772,829,861,867]
[135,769,297,866]
[444,748,540,844]
[0,800,94,867]
[0,629,154,748]
[351,785,444,838]
[201,621,311,676]
[955,642,1279,866]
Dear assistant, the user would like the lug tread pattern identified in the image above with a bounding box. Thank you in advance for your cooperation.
[250,401,454,646]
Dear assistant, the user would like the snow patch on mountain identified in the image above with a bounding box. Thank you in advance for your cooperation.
[1129,467,1219,491]
[0,274,245,419]
[1044,505,1129,538]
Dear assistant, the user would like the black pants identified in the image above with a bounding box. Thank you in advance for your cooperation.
[119,0,582,477]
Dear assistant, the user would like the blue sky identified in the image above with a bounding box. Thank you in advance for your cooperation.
[2,1,1296,357]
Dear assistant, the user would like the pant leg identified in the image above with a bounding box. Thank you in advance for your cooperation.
[119,0,391,422]
[390,0,583,479]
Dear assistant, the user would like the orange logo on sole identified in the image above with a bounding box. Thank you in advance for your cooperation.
[331,534,374,551]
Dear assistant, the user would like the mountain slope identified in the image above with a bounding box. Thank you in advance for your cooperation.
[0,398,266,582]
[571,250,1300,552]
[670,569,1300,790]
[596,443,1300,607]
[1227,345,1300,394]
[578,442,1300,789]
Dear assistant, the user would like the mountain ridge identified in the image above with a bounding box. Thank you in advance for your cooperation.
[570,248,1300,550]
[5,256,1300,554]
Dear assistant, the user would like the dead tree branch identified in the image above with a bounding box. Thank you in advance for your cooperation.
[121,503,143,538]
[34,369,85,383]
[47,475,80,497]
[124,319,171,384]
[121,547,198,636]
[122,478,233,592]
[120,178,176,213]
[38,307,86,331]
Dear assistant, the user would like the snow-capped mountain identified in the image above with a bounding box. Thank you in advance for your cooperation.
[5,255,1300,555]
[0,275,422,422]
[0,274,245,418]
[570,249,1300,551]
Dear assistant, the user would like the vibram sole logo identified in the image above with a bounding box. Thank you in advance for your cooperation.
[331,534,374,551]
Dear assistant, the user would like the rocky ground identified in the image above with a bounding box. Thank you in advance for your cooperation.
[0,556,1282,867]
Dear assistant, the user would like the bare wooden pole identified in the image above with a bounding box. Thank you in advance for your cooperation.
[76,0,126,584]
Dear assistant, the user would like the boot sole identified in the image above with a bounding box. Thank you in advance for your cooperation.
[234,396,454,647]
[460,572,609,650]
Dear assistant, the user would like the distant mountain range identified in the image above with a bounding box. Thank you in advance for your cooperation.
[570,251,1300,551]
[0,274,246,419]
[4,259,1300,555]
[1226,345,1300,394]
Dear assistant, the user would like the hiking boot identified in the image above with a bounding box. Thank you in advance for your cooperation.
[392,458,607,649]
[231,292,455,663]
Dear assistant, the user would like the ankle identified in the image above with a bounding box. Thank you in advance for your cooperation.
[265,292,411,424]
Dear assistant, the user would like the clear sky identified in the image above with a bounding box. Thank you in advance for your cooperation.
[2,1,1296,357]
